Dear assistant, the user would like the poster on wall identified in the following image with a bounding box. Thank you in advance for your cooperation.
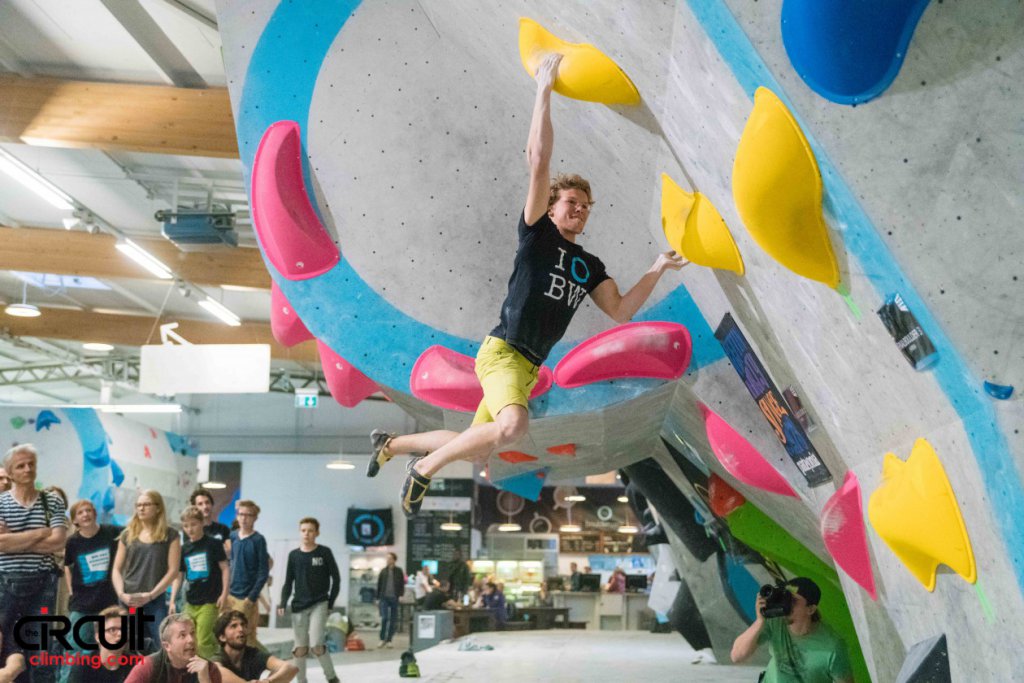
[346,507,395,546]
[714,313,832,487]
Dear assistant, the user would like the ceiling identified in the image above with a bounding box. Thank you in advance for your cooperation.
[0,0,319,407]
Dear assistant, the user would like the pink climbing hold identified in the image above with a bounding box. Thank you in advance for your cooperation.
[317,340,378,408]
[270,282,314,347]
[820,471,878,600]
[553,322,692,388]
[410,345,553,412]
[702,405,798,498]
[251,121,340,280]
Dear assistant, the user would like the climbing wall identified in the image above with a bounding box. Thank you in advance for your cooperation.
[214,1,1024,679]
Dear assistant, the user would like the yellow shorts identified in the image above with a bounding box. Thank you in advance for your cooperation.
[471,336,539,425]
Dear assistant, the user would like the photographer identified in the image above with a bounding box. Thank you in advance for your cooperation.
[731,578,852,683]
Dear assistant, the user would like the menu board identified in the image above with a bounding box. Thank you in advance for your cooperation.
[559,532,602,554]
[407,509,471,569]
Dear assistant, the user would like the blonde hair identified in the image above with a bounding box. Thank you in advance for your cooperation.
[547,173,593,209]
[180,505,204,524]
[236,500,260,516]
[69,499,96,528]
[123,489,169,544]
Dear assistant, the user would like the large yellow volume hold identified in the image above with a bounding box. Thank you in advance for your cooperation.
[732,87,840,287]
[867,438,978,592]
[518,18,640,106]
[661,173,744,275]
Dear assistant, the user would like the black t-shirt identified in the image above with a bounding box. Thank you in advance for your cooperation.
[280,545,340,613]
[422,590,451,611]
[203,521,232,544]
[490,211,610,366]
[180,535,227,606]
[68,664,130,682]
[214,646,269,680]
[65,525,123,613]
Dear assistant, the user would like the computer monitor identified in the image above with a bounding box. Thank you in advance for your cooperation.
[546,576,565,591]
[420,560,438,575]
[579,573,601,592]
[625,574,648,592]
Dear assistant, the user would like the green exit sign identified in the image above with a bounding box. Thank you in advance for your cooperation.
[295,393,319,408]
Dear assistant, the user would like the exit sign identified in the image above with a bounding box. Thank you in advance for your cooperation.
[295,393,319,408]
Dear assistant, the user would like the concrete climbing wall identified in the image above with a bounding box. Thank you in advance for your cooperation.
[214,1,1024,679]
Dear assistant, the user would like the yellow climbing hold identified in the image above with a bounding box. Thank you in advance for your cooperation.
[732,87,840,288]
[518,18,640,106]
[661,173,745,275]
[867,438,977,592]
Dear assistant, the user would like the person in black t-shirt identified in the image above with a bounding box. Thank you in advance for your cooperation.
[421,579,457,611]
[170,507,229,660]
[368,53,686,516]
[212,611,296,683]
[277,519,339,683]
[190,490,232,555]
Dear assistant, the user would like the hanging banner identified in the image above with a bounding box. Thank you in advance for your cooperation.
[714,313,832,487]
[346,507,394,547]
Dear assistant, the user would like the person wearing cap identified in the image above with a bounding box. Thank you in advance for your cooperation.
[730,577,853,683]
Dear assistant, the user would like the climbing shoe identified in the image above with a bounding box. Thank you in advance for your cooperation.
[367,429,395,478]
[401,465,432,518]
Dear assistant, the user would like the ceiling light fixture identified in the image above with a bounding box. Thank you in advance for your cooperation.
[498,522,522,532]
[5,281,41,318]
[115,239,173,279]
[198,296,241,327]
[326,459,355,470]
[559,524,581,533]
[617,524,639,535]
[201,481,227,489]
[564,494,586,502]
[617,495,629,503]
[0,149,74,210]
[83,342,114,352]
[440,511,462,532]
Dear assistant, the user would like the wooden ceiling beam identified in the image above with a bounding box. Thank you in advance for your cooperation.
[1,307,316,363]
[0,74,238,158]
[0,226,269,290]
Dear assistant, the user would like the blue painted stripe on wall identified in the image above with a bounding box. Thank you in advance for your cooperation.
[685,0,1024,592]
[235,0,723,417]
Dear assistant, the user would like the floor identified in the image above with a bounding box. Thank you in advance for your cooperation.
[280,629,762,682]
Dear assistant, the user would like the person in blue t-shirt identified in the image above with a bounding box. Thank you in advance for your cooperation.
[368,53,687,517]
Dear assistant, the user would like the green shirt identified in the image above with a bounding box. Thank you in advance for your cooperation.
[758,618,852,683]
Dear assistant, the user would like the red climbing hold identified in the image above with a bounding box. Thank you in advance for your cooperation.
[708,473,747,518]
[546,443,576,457]
[270,282,315,347]
[499,451,539,464]
[317,340,378,408]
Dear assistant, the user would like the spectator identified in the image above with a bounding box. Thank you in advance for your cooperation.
[67,607,131,682]
[211,611,296,683]
[605,567,626,594]
[568,562,582,592]
[413,563,439,606]
[124,614,220,683]
[0,466,10,493]
[0,443,68,683]
[277,518,340,683]
[189,490,231,554]
[446,550,472,600]
[535,582,553,607]
[375,552,405,649]
[61,500,123,683]
[0,627,26,683]
[112,490,180,654]
[226,501,268,649]
[169,507,228,659]
[422,579,457,611]
[731,578,853,683]
[475,582,507,628]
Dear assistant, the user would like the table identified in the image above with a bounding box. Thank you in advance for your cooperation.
[516,606,570,630]
[451,608,497,637]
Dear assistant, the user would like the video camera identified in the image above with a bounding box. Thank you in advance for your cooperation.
[759,584,793,619]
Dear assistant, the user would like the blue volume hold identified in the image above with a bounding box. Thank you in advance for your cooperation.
[983,381,1014,401]
[781,0,932,105]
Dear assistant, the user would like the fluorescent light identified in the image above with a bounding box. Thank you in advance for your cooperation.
[94,404,182,414]
[201,481,227,489]
[565,494,586,502]
[115,240,173,279]
[559,524,581,533]
[498,523,522,532]
[5,303,41,318]
[198,296,241,326]
[0,149,74,210]
[326,459,355,470]
[83,342,114,352]
[617,525,639,535]
[440,522,463,532]
[617,495,629,503]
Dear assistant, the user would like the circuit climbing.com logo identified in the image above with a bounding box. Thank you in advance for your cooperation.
[14,607,151,669]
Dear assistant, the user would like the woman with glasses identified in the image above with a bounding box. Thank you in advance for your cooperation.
[111,490,180,653]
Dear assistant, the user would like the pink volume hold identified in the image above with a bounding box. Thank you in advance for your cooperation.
[702,405,798,498]
[270,282,314,347]
[553,321,692,388]
[251,120,340,280]
[410,345,552,412]
[821,471,878,600]
[317,340,378,408]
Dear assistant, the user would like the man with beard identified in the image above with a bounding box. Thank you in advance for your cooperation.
[210,612,296,683]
